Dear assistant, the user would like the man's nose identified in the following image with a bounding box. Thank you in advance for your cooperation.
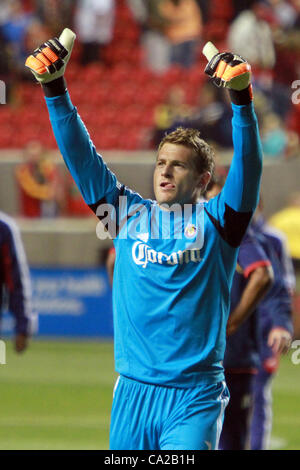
[161,164,173,177]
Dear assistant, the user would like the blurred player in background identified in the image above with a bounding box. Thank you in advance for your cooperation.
[220,227,274,450]
[25,29,262,450]
[0,211,36,353]
[207,180,293,450]
[250,201,294,450]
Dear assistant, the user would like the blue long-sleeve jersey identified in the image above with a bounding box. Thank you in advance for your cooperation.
[45,91,262,387]
[0,211,34,335]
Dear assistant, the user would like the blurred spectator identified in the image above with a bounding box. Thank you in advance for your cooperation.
[138,0,170,73]
[34,0,74,37]
[0,0,12,24]
[228,1,297,118]
[291,0,300,27]
[16,140,62,218]
[270,0,300,89]
[0,0,35,70]
[153,84,193,145]
[267,0,298,29]
[232,0,258,18]
[64,173,92,217]
[227,2,276,70]
[195,0,210,23]
[262,112,299,159]
[261,112,288,158]
[126,0,148,23]
[158,0,203,68]
[269,192,300,270]
[74,0,115,65]
[0,29,10,78]
[185,81,233,148]
[24,19,52,59]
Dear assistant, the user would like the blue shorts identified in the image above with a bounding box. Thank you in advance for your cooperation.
[110,375,230,450]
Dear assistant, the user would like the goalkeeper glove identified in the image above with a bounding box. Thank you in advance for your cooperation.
[25,28,76,84]
[204,52,252,91]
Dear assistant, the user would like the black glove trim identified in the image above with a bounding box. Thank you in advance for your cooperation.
[42,76,67,97]
[229,85,253,105]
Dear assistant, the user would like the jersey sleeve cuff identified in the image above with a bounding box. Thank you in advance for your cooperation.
[243,260,271,278]
[272,324,294,337]
[229,85,253,106]
[42,76,67,97]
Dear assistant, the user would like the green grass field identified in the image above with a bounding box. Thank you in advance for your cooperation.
[0,339,299,450]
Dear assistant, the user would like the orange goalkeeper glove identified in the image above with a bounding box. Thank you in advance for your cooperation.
[25,28,76,84]
[204,51,252,92]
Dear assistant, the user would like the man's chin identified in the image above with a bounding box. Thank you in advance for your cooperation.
[156,195,177,206]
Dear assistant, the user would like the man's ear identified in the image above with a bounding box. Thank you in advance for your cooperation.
[198,171,211,191]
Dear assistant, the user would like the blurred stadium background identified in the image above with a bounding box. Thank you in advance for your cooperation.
[0,0,300,450]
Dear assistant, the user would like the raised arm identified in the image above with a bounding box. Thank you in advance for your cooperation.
[43,82,118,206]
[24,28,147,239]
[25,29,120,207]
[203,45,263,247]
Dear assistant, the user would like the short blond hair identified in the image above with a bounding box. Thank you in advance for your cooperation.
[158,127,215,176]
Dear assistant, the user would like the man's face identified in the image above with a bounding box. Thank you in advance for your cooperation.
[153,143,206,206]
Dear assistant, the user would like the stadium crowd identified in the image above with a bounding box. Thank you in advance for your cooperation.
[0,0,299,156]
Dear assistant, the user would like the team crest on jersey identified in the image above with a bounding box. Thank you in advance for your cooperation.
[185,224,197,239]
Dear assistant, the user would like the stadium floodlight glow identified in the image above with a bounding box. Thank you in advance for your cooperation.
[0,81,6,104]
[0,340,6,365]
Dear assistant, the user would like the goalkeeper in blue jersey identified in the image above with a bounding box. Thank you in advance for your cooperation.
[25,29,263,450]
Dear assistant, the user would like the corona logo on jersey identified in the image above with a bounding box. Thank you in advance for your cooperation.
[132,241,202,269]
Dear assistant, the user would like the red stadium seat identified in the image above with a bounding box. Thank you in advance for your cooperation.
[110,64,136,85]
[0,107,15,125]
[0,125,14,148]
[64,63,82,82]
[113,23,140,43]
[204,22,229,41]
[16,107,47,127]
[121,127,142,150]
[113,85,138,107]
[162,66,186,86]
[122,106,154,128]
[81,63,106,84]
[209,0,233,20]
[90,83,115,105]
[133,67,155,87]
[93,124,123,150]
[135,83,167,109]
